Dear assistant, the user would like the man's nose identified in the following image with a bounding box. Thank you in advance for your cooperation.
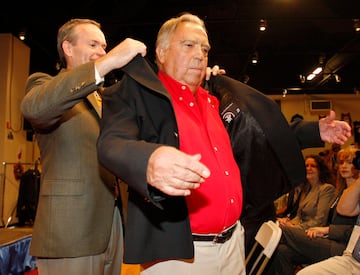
[98,47,106,56]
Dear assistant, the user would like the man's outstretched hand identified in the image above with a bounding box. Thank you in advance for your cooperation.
[319,110,351,145]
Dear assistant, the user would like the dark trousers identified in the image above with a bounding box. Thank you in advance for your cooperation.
[265,226,346,275]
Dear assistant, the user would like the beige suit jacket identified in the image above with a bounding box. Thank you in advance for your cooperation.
[291,183,336,230]
[21,62,117,257]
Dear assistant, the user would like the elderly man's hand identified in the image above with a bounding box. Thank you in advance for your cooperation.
[146,146,210,196]
[205,65,226,80]
[319,110,351,145]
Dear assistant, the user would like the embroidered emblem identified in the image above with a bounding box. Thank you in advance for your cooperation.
[221,102,241,124]
[223,112,236,123]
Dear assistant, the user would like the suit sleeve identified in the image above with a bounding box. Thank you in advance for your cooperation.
[290,120,324,149]
[97,78,164,207]
[20,62,99,129]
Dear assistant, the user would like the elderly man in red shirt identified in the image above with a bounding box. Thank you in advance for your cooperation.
[98,13,244,275]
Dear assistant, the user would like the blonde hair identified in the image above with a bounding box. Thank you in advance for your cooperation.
[336,146,360,191]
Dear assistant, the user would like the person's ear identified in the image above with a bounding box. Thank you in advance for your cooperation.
[62,40,72,57]
[156,47,166,64]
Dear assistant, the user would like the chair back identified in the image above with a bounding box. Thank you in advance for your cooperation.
[245,220,282,275]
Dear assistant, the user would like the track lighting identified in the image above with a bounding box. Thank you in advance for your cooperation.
[306,66,323,81]
[241,74,250,84]
[299,75,306,83]
[259,19,267,31]
[251,52,259,64]
[18,31,26,41]
[353,19,360,32]
[302,54,326,82]
[334,74,341,83]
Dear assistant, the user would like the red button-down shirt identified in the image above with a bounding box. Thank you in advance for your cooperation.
[158,71,243,234]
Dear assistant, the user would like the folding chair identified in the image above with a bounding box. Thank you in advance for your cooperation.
[245,220,282,275]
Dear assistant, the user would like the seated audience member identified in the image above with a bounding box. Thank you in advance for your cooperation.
[266,146,359,275]
[275,187,301,220]
[277,155,336,230]
[274,193,291,217]
[297,153,360,275]
[319,143,342,179]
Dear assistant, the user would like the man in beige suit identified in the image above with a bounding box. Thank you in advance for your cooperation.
[20,18,146,275]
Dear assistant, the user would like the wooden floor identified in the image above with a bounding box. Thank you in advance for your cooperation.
[121,264,140,275]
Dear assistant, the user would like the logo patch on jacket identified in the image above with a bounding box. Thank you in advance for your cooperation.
[220,102,241,125]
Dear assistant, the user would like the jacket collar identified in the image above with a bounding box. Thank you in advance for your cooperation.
[121,55,170,100]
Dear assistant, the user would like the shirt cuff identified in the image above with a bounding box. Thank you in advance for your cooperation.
[95,65,104,84]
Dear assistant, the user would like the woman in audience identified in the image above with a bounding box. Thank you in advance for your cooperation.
[267,146,359,275]
[277,154,336,230]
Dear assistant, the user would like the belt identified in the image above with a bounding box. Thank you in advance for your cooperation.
[192,222,237,243]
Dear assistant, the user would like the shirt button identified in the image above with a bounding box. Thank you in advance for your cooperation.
[189,102,194,107]
[181,85,186,90]
[225,171,229,176]
[214,146,218,152]
[230,199,234,204]
[179,96,183,101]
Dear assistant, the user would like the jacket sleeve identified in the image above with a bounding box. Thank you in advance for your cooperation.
[290,119,324,149]
[20,62,99,129]
[97,77,165,208]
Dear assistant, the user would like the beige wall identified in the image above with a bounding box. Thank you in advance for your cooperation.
[0,33,40,226]
[269,93,360,156]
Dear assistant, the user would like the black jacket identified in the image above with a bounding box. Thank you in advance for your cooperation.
[98,55,323,264]
[206,74,323,220]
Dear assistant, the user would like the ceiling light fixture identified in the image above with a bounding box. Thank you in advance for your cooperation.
[259,19,267,31]
[304,54,326,82]
[282,88,287,98]
[306,73,316,81]
[241,74,250,84]
[353,19,360,32]
[18,31,26,41]
[251,51,259,64]
[299,75,306,83]
[306,66,323,81]
[334,74,341,83]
